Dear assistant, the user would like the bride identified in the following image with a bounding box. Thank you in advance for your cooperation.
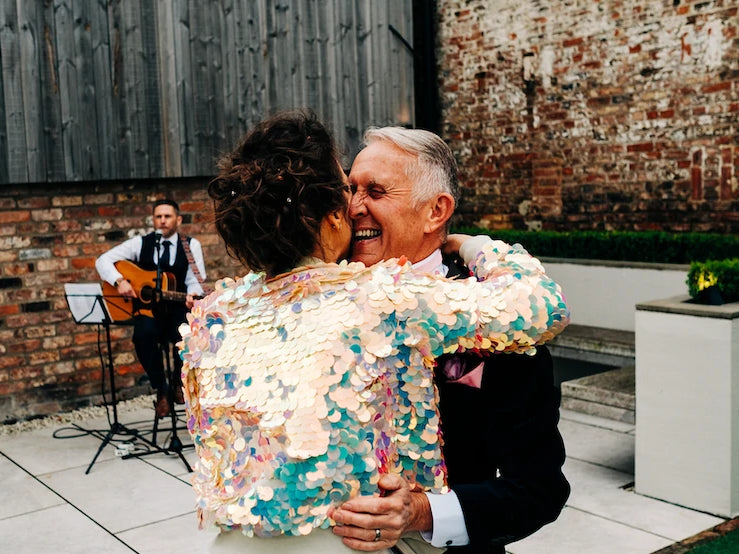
[178,110,569,553]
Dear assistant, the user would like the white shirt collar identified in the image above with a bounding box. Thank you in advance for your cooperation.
[161,232,178,244]
[412,249,448,276]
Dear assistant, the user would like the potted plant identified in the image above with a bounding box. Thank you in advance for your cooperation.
[687,259,739,306]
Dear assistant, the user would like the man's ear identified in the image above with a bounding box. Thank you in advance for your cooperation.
[423,193,455,235]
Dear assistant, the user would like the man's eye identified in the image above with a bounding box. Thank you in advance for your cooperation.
[368,188,384,199]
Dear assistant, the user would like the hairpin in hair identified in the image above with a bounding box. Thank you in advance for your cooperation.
[285,196,292,204]
[230,190,236,197]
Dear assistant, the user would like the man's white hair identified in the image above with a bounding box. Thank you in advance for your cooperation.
[362,127,459,209]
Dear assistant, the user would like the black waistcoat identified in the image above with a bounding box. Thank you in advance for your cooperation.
[139,233,190,293]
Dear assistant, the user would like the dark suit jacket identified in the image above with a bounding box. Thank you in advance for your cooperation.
[436,257,570,553]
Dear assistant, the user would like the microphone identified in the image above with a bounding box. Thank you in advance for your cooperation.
[154,229,162,245]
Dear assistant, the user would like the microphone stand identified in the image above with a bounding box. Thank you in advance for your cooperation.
[127,232,192,471]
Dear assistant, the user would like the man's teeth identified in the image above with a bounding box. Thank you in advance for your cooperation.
[355,229,381,239]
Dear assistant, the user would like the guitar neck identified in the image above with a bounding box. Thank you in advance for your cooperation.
[161,290,188,302]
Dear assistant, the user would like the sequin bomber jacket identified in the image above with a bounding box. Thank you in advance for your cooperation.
[178,237,570,537]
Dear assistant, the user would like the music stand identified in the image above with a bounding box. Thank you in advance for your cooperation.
[63,283,160,473]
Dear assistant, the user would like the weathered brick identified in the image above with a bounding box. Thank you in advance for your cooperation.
[31,208,63,221]
[0,355,25,369]
[45,361,75,376]
[43,336,73,349]
[73,331,101,345]
[24,325,56,338]
[71,257,97,269]
[6,288,38,302]
[52,245,81,257]
[18,222,50,234]
[5,313,41,327]
[23,272,56,286]
[36,258,69,271]
[0,304,20,316]
[18,248,50,260]
[8,339,42,353]
[52,195,83,207]
[64,206,97,219]
[0,210,31,224]
[51,220,82,232]
[17,197,50,209]
[84,193,115,205]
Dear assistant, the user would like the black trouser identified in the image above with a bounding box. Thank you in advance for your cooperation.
[132,308,186,392]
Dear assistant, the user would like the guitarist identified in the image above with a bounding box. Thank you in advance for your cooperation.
[95,198,207,418]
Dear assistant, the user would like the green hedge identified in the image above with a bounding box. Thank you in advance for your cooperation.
[452,228,739,264]
[687,259,739,303]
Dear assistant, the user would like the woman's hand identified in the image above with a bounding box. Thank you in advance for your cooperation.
[442,233,472,256]
[329,474,432,551]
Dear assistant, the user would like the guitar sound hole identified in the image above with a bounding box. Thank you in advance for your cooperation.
[140,286,153,304]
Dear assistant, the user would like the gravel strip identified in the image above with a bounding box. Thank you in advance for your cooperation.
[0,395,156,436]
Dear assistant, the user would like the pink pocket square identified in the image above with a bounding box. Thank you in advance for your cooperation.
[447,362,484,388]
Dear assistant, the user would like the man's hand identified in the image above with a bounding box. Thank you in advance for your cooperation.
[117,279,136,298]
[329,474,432,551]
[185,294,196,309]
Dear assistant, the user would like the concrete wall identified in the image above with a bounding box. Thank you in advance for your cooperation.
[635,299,739,517]
[544,259,688,331]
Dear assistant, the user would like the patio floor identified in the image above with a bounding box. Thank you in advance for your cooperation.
[0,400,726,553]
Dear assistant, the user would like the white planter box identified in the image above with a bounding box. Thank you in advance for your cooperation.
[635,296,739,517]
[543,258,688,332]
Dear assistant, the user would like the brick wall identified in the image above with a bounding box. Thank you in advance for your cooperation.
[0,180,241,423]
[438,0,739,232]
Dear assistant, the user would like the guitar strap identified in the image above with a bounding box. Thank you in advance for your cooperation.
[180,235,211,294]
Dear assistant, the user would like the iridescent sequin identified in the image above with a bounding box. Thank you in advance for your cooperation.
[178,239,569,537]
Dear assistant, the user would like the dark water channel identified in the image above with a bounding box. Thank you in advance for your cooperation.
[552,356,619,387]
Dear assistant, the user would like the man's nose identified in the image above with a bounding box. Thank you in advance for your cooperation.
[348,192,365,219]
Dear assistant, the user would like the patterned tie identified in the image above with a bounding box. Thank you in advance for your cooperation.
[160,240,171,267]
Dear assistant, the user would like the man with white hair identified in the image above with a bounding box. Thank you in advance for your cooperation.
[330,127,569,553]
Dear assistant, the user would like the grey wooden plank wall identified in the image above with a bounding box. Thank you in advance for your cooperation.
[0,0,414,185]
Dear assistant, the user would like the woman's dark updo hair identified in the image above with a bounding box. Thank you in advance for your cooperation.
[209,110,347,276]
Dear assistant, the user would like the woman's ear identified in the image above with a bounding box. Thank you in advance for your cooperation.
[423,193,455,235]
[327,210,344,230]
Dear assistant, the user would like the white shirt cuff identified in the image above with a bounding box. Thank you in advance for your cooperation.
[459,235,493,266]
[420,491,470,548]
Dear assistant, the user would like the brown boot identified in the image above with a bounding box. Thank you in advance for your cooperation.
[155,390,170,418]
[172,373,185,405]
[173,384,185,405]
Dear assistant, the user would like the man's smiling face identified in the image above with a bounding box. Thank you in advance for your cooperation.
[348,141,431,266]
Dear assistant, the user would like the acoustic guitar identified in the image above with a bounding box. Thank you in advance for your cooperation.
[102,259,193,322]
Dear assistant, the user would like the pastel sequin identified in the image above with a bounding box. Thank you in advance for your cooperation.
[179,240,569,537]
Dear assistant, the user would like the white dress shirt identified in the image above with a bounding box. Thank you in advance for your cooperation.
[95,231,207,296]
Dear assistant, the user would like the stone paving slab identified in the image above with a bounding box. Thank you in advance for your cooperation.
[0,398,729,553]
